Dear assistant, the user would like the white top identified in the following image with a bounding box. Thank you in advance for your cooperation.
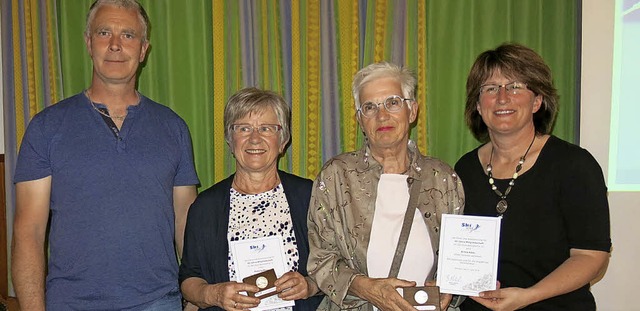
[367,174,434,283]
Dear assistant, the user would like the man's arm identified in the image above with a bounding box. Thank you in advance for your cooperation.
[173,185,197,258]
[12,176,52,311]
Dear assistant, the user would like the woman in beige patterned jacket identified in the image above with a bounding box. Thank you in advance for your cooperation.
[307,62,465,311]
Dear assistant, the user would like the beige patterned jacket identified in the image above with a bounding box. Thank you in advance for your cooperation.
[307,141,465,311]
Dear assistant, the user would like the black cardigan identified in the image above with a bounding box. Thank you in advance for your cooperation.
[179,170,322,311]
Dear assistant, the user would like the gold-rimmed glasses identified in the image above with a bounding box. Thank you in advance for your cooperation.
[479,81,528,96]
[230,124,282,137]
[357,95,413,118]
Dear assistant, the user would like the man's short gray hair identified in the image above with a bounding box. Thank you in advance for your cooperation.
[84,0,150,43]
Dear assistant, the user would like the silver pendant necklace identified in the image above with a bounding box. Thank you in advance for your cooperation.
[93,104,126,121]
[486,135,536,215]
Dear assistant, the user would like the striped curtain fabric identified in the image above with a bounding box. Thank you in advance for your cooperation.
[1,0,62,296]
[0,0,581,195]
[1,0,580,295]
[2,0,62,156]
[6,0,579,189]
[212,0,430,180]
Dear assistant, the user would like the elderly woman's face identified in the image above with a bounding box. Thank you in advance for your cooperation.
[230,107,285,175]
[358,77,417,151]
[476,70,542,136]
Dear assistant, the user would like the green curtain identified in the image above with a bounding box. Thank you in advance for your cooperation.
[52,0,578,187]
[426,0,579,164]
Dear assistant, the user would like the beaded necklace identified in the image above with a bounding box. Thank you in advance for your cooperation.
[486,135,536,215]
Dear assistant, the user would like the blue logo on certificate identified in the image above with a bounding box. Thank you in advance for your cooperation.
[461,222,480,232]
[249,244,267,252]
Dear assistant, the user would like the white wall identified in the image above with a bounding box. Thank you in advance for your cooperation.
[582,1,637,310]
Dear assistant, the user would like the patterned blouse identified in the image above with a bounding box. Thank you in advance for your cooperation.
[227,184,299,311]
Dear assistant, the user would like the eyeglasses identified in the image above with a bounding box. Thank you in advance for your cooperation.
[479,81,528,96]
[231,124,282,137]
[357,95,412,118]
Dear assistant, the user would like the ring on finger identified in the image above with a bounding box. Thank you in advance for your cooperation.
[233,301,238,308]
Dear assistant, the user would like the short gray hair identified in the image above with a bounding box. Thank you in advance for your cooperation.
[224,87,291,147]
[352,62,417,109]
[85,0,150,43]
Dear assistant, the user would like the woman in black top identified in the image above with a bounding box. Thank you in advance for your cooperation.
[455,43,611,311]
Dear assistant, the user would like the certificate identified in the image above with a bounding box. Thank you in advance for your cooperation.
[436,214,501,296]
[229,235,295,311]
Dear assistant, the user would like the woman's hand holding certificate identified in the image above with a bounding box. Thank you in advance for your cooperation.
[436,215,502,297]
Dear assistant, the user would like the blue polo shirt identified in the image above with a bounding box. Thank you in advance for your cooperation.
[14,92,199,310]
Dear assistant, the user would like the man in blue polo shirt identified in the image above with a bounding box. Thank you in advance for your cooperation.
[11,1,199,310]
